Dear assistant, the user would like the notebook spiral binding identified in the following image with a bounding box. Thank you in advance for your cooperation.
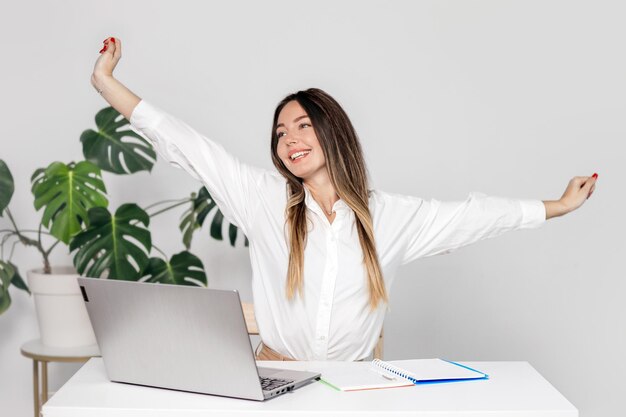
[372,359,419,384]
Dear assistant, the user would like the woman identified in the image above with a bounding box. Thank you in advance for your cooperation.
[92,37,597,361]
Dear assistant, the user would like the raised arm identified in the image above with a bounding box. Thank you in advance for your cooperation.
[88,37,276,236]
[90,37,140,120]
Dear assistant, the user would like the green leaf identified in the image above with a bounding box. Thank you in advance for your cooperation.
[0,261,15,291]
[0,289,10,315]
[141,251,207,287]
[80,107,156,174]
[180,187,247,248]
[0,261,15,315]
[179,194,208,250]
[228,223,238,246]
[69,204,151,280]
[210,210,224,240]
[9,262,29,294]
[31,161,108,244]
[0,160,14,216]
[195,187,217,225]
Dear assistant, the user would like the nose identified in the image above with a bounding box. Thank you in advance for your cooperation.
[285,133,298,145]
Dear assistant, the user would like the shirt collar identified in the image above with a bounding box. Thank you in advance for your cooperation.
[303,184,349,215]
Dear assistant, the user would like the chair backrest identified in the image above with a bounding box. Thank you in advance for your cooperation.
[241,302,384,359]
[241,302,259,335]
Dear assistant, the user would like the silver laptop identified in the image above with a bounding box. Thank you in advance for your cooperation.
[77,278,320,401]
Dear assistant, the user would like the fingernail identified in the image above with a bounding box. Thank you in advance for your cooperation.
[592,173,598,179]
[99,45,108,53]
[110,37,115,43]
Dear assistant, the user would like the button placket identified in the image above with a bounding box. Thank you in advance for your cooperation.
[313,224,339,359]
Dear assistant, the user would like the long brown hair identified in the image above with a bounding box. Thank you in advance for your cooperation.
[270,88,387,309]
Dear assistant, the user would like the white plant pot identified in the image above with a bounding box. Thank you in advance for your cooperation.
[27,266,97,348]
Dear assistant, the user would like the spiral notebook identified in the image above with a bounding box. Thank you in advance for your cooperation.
[319,358,489,391]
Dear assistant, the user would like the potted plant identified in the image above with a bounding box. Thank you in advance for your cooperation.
[0,161,30,314]
[0,107,245,347]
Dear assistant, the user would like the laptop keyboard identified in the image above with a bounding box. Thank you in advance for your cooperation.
[260,376,294,391]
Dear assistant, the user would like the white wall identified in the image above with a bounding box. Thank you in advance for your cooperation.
[1,1,623,416]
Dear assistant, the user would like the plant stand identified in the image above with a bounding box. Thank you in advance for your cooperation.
[20,339,100,417]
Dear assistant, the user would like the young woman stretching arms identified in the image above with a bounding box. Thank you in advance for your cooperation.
[91,37,597,361]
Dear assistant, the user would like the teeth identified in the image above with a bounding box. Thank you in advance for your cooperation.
[290,151,310,160]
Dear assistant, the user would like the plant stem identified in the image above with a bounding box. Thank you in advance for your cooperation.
[5,207,50,272]
[6,208,41,247]
[152,245,168,258]
[0,229,52,236]
[8,239,19,260]
[143,197,191,212]
[38,223,51,274]
[148,199,192,217]
[1,232,17,258]
[45,240,62,257]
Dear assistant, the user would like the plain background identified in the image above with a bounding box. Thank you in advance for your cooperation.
[0,1,623,416]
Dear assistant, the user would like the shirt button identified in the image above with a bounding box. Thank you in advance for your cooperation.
[319,335,326,341]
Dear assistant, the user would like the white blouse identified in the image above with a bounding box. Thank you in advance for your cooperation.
[130,100,546,361]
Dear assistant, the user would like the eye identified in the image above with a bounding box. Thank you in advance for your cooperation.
[276,131,286,139]
[300,123,311,128]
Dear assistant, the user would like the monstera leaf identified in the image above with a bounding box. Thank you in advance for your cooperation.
[0,261,14,315]
[179,187,248,249]
[31,161,108,244]
[0,261,28,315]
[0,160,14,216]
[69,204,151,280]
[80,106,157,174]
[141,251,207,287]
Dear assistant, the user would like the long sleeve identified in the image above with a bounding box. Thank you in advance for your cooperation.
[371,191,546,265]
[129,100,269,236]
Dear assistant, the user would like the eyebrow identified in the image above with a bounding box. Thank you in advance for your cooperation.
[276,115,310,130]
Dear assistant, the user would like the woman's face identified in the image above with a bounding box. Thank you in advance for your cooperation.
[276,100,326,181]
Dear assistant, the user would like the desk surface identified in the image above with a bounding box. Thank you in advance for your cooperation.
[43,358,577,417]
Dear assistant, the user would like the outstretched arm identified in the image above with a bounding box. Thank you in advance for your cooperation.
[543,173,598,219]
[90,37,140,120]
[88,37,272,236]
[376,173,598,265]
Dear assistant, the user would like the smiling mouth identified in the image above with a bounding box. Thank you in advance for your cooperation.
[290,150,311,161]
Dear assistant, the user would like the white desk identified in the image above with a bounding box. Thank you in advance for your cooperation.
[43,358,577,417]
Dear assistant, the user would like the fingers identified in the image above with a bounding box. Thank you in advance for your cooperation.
[572,173,598,189]
[112,37,122,61]
[572,176,590,186]
[586,173,598,199]
[99,37,118,57]
[587,183,596,199]
[99,37,110,54]
[93,37,120,79]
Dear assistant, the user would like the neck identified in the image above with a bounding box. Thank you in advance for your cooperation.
[304,172,339,215]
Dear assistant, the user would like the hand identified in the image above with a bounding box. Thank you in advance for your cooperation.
[91,37,122,91]
[544,173,598,219]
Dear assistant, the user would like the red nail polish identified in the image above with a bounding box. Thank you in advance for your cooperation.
[110,37,115,43]
[592,173,598,179]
